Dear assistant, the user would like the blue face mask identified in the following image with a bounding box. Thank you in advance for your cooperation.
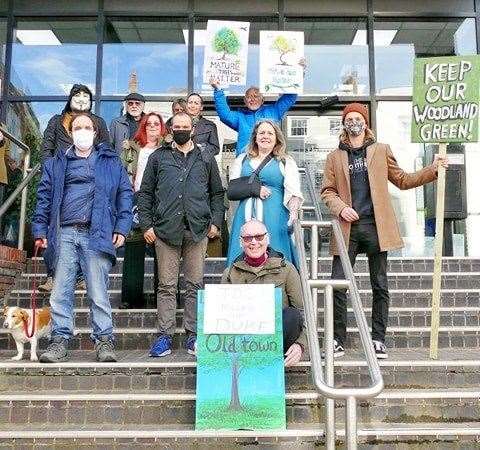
[344,119,365,137]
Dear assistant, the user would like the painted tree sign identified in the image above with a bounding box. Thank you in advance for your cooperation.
[412,55,480,143]
[202,20,250,87]
[195,285,286,430]
[259,31,304,94]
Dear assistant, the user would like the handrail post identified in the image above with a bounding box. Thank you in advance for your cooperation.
[324,284,335,450]
[345,396,358,450]
[310,224,318,328]
[17,150,30,250]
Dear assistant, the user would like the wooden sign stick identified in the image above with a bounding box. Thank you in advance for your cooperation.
[429,142,447,360]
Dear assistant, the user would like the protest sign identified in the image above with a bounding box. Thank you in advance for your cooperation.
[259,31,304,94]
[411,55,480,359]
[412,55,480,143]
[202,20,250,87]
[195,287,286,430]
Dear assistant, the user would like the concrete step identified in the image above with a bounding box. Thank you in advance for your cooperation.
[1,423,480,448]
[6,288,480,309]
[25,256,480,274]
[0,348,478,391]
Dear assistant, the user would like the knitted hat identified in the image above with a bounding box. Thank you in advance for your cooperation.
[124,92,146,103]
[342,103,369,126]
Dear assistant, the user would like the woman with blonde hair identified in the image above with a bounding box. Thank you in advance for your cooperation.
[226,119,303,266]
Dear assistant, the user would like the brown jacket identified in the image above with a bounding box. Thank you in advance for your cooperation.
[221,254,307,349]
[0,139,7,185]
[320,142,438,255]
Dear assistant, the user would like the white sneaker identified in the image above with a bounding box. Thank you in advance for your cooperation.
[372,340,388,359]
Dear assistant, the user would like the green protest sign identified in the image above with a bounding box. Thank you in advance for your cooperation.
[411,55,480,143]
[195,286,286,430]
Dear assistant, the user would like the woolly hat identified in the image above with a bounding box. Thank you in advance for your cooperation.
[342,103,369,126]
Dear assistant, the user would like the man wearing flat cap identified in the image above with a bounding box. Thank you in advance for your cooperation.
[110,92,146,154]
[321,102,448,360]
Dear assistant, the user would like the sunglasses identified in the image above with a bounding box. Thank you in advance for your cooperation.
[241,233,267,243]
[127,101,143,107]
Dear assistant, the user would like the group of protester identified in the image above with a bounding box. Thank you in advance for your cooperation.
[28,74,448,365]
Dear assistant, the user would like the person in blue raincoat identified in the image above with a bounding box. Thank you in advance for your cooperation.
[32,112,133,364]
[226,120,303,266]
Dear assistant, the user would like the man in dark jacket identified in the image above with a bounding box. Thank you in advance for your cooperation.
[32,112,133,363]
[110,92,146,153]
[186,93,220,158]
[137,112,225,358]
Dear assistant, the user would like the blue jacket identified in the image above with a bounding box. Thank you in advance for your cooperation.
[32,143,133,265]
[214,89,297,156]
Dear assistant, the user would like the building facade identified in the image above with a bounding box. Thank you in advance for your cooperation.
[0,0,479,255]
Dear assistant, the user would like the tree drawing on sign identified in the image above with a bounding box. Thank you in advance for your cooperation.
[271,35,296,66]
[213,27,241,60]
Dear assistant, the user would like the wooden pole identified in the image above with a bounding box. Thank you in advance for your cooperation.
[429,143,447,359]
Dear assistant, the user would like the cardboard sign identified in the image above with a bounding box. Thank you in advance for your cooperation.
[203,284,275,334]
[202,20,250,87]
[259,31,304,94]
[412,55,480,143]
[195,287,286,431]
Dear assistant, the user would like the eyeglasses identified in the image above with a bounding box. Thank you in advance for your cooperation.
[127,101,143,107]
[241,233,267,243]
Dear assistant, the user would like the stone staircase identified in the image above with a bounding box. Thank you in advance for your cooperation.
[1,256,479,449]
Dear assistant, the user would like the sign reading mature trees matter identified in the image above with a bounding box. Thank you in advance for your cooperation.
[195,287,286,430]
[259,31,304,94]
[412,55,480,143]
[202,20,250,87]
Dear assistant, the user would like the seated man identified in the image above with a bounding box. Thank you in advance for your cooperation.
[221,219,306,367]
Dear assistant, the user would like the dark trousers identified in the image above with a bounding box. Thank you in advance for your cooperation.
[283,307,303,351]
[331,222,389,345]
[121,239,158,308]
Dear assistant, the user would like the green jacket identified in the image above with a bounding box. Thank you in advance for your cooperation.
[221,253,307,350]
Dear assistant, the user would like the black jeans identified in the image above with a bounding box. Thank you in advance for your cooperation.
[331,221,389,346]
[283,307,303,351]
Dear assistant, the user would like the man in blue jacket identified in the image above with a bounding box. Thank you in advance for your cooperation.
[32,112,133,363]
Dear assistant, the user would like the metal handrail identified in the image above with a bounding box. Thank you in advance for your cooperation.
[0,126,37,250]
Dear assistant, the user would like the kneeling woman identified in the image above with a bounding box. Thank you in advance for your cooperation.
[226,120,303,266]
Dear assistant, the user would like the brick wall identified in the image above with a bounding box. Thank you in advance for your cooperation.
[0,245,26,301]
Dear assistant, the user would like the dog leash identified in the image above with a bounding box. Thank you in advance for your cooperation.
[23,245,40,338]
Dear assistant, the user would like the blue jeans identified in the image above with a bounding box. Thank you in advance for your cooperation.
[49,226,113,342]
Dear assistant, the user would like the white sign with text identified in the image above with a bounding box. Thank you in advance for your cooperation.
[203,284,275,334]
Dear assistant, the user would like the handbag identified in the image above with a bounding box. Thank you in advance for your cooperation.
[227,154,273,201]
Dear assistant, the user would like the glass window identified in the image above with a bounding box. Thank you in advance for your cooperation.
[13,0,98,13]
[103,18,188,96]
[285,0,366,14]
[375,19,477,96]
[195,0,277,14]
[194,19,278,96]
[11,20,97,96]
[373,0,474,13]
[105,0,187,13]
[285,19,369,96]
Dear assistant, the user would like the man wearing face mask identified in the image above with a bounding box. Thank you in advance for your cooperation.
[321,103,448,360]
[110,92,146,154]
[33,112,133,363]
[137,112,225,358]
[42,84,110,159]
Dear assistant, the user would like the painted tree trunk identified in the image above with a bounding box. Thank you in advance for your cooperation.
[228,356,242,411]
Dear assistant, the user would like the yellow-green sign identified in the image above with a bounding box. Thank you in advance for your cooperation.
[411,55,480,143]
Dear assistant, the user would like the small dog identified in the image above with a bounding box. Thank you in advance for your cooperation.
[2,306,51,361]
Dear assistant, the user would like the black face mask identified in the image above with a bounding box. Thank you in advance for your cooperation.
[173,129,191,146]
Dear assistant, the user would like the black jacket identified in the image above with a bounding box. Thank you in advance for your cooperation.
[41,113,110,159]
[137,143,225,246]
[192,116,220,158]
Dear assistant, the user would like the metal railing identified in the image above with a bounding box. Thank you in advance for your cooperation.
[0,126,40,250]
[296,166,383,448]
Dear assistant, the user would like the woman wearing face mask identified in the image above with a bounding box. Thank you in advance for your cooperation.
[120,112,166,309]
[186,93,220,158]
[226,120,303,267]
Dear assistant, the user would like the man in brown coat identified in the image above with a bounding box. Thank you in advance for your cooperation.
[321,103,448,359]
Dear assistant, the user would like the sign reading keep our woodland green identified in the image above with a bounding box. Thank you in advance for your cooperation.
[195,285,286,430]
[412,55,480,143]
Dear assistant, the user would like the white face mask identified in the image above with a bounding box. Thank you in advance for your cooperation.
[70,92,91,112]
[72,129,95,151]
